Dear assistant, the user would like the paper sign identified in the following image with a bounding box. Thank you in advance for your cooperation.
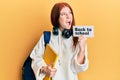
[73,26,94,38]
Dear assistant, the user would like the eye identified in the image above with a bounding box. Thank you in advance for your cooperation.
[60,13,66,16]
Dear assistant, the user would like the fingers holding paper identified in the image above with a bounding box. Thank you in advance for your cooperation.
[41,63,57,78]
[46,63,57,77]
[78,35,87,53]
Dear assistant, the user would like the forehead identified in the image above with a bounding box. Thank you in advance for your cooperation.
[60,6,71,12]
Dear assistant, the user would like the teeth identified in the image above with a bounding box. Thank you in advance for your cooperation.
[67,22,69,24]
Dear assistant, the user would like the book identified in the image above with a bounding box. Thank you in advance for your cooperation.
[43,44,58,80]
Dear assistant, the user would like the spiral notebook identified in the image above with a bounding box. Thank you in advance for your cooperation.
[43,44,58,80]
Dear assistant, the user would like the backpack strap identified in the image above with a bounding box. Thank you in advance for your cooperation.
[43,31,51,47]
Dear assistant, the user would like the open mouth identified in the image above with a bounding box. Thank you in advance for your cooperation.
[66,21,71,26]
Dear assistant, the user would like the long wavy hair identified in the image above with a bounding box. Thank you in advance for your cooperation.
[51,2,78,48]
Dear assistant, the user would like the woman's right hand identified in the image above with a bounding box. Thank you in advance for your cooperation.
[40,63,57,77]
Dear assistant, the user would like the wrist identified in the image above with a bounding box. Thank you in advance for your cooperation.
[79,48,85,54]
[77,51,85,64]
[79,46,85,53]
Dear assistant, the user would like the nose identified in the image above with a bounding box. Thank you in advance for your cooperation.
[66,13,70,19]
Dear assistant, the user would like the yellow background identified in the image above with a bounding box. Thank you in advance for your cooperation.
[0,0,120,80]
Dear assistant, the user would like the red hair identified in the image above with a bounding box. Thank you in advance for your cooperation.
[51,2,78,47]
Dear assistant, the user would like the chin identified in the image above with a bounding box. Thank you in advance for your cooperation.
[66,26,71,29]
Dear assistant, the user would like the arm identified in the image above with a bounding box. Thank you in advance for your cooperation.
[71,36,89,73]
[77,36,87,64]
[30,34,47,80]
[30,34,57,79]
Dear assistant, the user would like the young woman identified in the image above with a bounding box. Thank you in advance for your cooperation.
[30,2,89,80]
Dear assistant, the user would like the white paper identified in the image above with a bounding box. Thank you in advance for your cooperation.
[73,26,94,38]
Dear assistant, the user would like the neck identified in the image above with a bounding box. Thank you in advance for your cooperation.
[59,27,64,32]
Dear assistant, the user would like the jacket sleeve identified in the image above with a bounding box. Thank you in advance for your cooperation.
[30,34,46,80]
[71,44,89,73]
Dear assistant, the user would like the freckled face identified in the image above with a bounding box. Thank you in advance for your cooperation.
[59,6,73,30]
